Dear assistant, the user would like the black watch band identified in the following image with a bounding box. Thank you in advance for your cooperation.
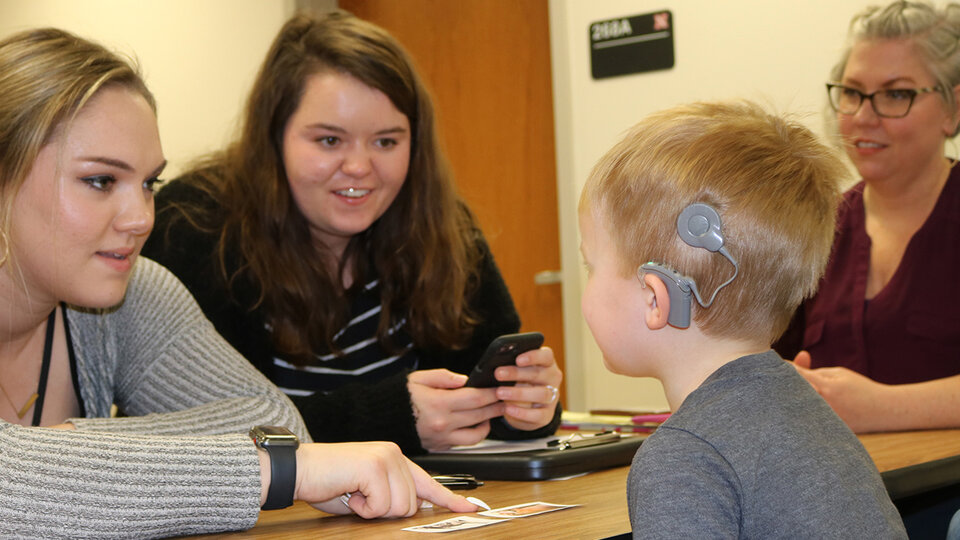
[249,426,299,510]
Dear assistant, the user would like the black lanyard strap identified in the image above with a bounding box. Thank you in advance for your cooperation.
[31,308,56,427]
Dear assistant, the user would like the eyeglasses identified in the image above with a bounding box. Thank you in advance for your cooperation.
[826,83,941,118]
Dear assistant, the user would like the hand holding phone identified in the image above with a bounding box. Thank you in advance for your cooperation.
[465,332,544,388]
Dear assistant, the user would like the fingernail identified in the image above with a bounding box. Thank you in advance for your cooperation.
[466,496,490,511]
[420,500,434,509]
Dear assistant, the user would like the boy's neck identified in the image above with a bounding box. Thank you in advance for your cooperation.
[651,328,769,412]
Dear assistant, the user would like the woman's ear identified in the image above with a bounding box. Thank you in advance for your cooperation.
[946,84,960,137]
[641,272,671,330]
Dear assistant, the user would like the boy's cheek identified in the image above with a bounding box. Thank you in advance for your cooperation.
[601,355,620,374]
[580,298,596,331]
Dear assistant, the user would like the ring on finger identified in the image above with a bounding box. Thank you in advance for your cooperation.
[530,385,559,408]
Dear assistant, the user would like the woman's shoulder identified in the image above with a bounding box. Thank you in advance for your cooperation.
[835,180,866,227]
[841,180,866,203]
[941,165,960,213]
[130,255,187,290]
[453,200,487,249]
[108,258,199,316]
[146,172,229,264]
[64,258,203,341]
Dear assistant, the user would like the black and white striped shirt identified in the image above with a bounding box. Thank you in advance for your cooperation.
[269,278,419,397]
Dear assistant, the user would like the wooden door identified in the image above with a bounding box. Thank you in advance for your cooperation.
[337,0,565,399]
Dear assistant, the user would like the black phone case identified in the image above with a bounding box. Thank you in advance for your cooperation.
[466,332,544,387]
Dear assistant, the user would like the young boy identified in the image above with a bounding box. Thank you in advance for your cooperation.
[578,101,906,537]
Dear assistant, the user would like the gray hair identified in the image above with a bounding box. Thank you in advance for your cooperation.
[832,1,960,130]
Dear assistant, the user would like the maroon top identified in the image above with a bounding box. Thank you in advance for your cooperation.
[800,167,960,384]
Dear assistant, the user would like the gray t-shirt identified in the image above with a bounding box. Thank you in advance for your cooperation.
[628,350,905,539]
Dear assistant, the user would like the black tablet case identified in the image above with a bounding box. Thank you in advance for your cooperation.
[413,435,646,481]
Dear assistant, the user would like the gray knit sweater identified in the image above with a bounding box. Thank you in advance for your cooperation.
[0,258,309,538]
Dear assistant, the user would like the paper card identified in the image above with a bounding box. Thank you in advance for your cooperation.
[478,501,578,519]
[442,436,557,454]
[402,516,507,533]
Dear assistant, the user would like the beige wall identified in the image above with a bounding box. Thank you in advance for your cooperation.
[549,0,882,412]
[0,0,920,413]
[0,0,296,178]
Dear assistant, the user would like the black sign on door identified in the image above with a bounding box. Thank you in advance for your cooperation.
[590,11,675,80]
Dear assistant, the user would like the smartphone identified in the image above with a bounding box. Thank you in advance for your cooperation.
[465,332,544,387]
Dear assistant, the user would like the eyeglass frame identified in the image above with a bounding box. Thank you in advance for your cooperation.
[825,82,942,118]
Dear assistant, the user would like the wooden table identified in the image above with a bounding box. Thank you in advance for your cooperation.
[205,465,631,539]
[190,429,960,539]
[861,429,960,501]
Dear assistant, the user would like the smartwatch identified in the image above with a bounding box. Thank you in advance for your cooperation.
[249,425,299,510]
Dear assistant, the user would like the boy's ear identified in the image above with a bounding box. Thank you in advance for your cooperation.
[641,272,671,330]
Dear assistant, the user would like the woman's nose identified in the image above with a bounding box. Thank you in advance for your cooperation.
[115,191,154,236]
[341,146,373,178]
[852,97,881,125]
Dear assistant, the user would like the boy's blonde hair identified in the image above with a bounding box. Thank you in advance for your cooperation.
[580,101,846,344]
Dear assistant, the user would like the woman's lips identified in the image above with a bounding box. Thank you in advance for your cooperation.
[334,187,372,204]
[96,250,134,272]
[335,187,371,198]
[850,138,887,156]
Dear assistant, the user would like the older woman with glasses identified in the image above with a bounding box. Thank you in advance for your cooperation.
[776,0,960,433]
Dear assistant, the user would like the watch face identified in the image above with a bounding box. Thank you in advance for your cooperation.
[250,426,300,447]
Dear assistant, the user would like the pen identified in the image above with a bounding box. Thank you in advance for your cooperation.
[548,430,621,450]
[432,474,484,490]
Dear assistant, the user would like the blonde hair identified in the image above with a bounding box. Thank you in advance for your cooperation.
[0,28,154,245]
[580,101,846,344]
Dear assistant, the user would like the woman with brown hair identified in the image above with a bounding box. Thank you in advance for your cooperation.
[0,26,478,538]
[143,10,562,454]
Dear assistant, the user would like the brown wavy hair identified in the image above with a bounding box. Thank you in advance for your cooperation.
[179,11,479,363]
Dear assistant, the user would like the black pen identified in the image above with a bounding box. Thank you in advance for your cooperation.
[432,474,484,490]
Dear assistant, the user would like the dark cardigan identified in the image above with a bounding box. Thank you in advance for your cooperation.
[143,178,560,454]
